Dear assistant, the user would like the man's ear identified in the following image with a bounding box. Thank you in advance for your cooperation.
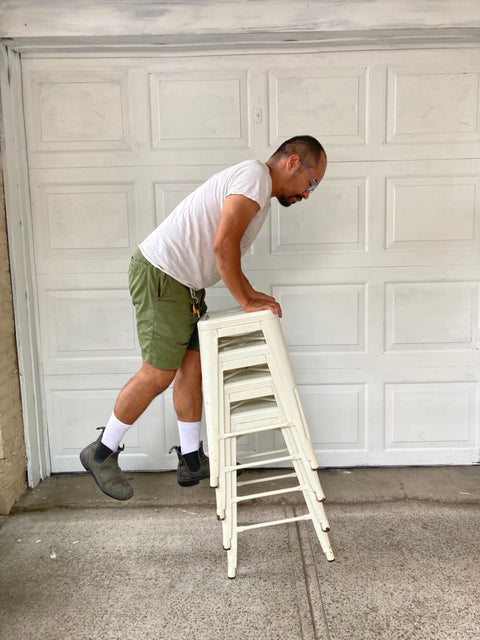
[285,153,300,172]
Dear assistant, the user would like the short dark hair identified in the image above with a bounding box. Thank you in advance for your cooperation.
[270,135,326,167]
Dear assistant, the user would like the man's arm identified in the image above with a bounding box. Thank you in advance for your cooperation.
[213,194,282,316]
[241,272,279,306]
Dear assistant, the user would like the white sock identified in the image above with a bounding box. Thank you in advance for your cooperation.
[178,420,201,454]
[101,412,132,452]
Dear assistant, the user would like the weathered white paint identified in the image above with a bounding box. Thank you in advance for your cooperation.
[0,0,479,39]
[0,46,49,486]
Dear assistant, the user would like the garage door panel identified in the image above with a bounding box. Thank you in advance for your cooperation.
[273,284,367,353]
[385,175,480,252]
[300,383,367,451]
[37,274,140,375]
[44,376,178,472]
[146,55,262,164]
[149,70,251,149]
[385,382,478,450]
[268,65,369,148]
[29,167,154,275]
[34,181,136,255]
[23,66,135,155]
[385,281,479,352]
[386,65,480,144]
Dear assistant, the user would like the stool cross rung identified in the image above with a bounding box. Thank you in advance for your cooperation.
[237,448,288,461]
[235,485,304,503]
[221,422,292,439]
[236,472,297,488]
[226,453,300,472]
[237,513,312,534]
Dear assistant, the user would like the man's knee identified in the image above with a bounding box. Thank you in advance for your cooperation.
[139,360,176,394]
[176,350,202,383]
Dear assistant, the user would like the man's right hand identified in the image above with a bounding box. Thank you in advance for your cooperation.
[243,297,282,318]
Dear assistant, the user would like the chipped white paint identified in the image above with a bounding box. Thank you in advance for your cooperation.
[0,0,479,39]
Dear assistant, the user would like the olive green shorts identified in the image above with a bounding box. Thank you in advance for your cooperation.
[128,249,207,370]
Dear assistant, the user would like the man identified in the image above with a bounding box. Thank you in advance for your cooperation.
[80,135,327,500]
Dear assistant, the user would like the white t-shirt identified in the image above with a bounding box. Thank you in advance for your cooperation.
[139,160,272,290]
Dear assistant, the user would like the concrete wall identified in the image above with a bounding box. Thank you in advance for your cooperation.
[0,170,26,514]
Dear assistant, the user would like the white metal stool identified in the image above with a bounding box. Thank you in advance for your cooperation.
[198,307,335,578]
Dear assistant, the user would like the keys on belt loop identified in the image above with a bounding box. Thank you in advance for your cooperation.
[190,288,200,318]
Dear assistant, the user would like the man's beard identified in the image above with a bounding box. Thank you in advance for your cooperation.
[278,194,303,207]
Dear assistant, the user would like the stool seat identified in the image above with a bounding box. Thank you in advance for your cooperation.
[198,306,334,578]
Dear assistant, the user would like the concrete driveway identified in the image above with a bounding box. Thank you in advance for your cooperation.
[1,466,479,640]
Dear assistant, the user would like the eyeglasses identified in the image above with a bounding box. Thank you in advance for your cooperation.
[300,158,319,193]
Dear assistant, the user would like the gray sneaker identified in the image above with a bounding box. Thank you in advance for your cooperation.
[169,441,210,487]
[80,429,134,501]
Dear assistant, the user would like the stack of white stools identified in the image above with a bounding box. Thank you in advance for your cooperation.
[198,307,334,578]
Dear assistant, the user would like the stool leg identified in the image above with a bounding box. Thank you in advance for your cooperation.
[280,425,334,560]
[260,316,321,474]
[268,353,321,472]
[227,536,237,579]
[221,434,236,552]
[291,384,324,472]
[303,494,335,561]
[226,436,238,578]
[268,371,327,505]
[287,413,328,504]
[215,437,226,521]
[199,328,221,488]
[215,391,231,522]
[281,424,331,532]
[262,344,329,503]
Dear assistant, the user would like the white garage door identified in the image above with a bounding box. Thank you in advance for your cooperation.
[21,47,480,472]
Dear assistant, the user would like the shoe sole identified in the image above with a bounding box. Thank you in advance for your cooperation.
[178,479,200,487]
[177,473,210,487]
[80,452,133,501]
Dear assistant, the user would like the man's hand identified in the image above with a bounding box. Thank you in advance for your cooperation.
[243,290,282,317]
[242,298,282,317]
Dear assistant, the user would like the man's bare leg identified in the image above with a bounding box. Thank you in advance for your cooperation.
[80,360,177,500]
[171,349,209,484]
[173,349,203,422]
[114,360,177,425]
